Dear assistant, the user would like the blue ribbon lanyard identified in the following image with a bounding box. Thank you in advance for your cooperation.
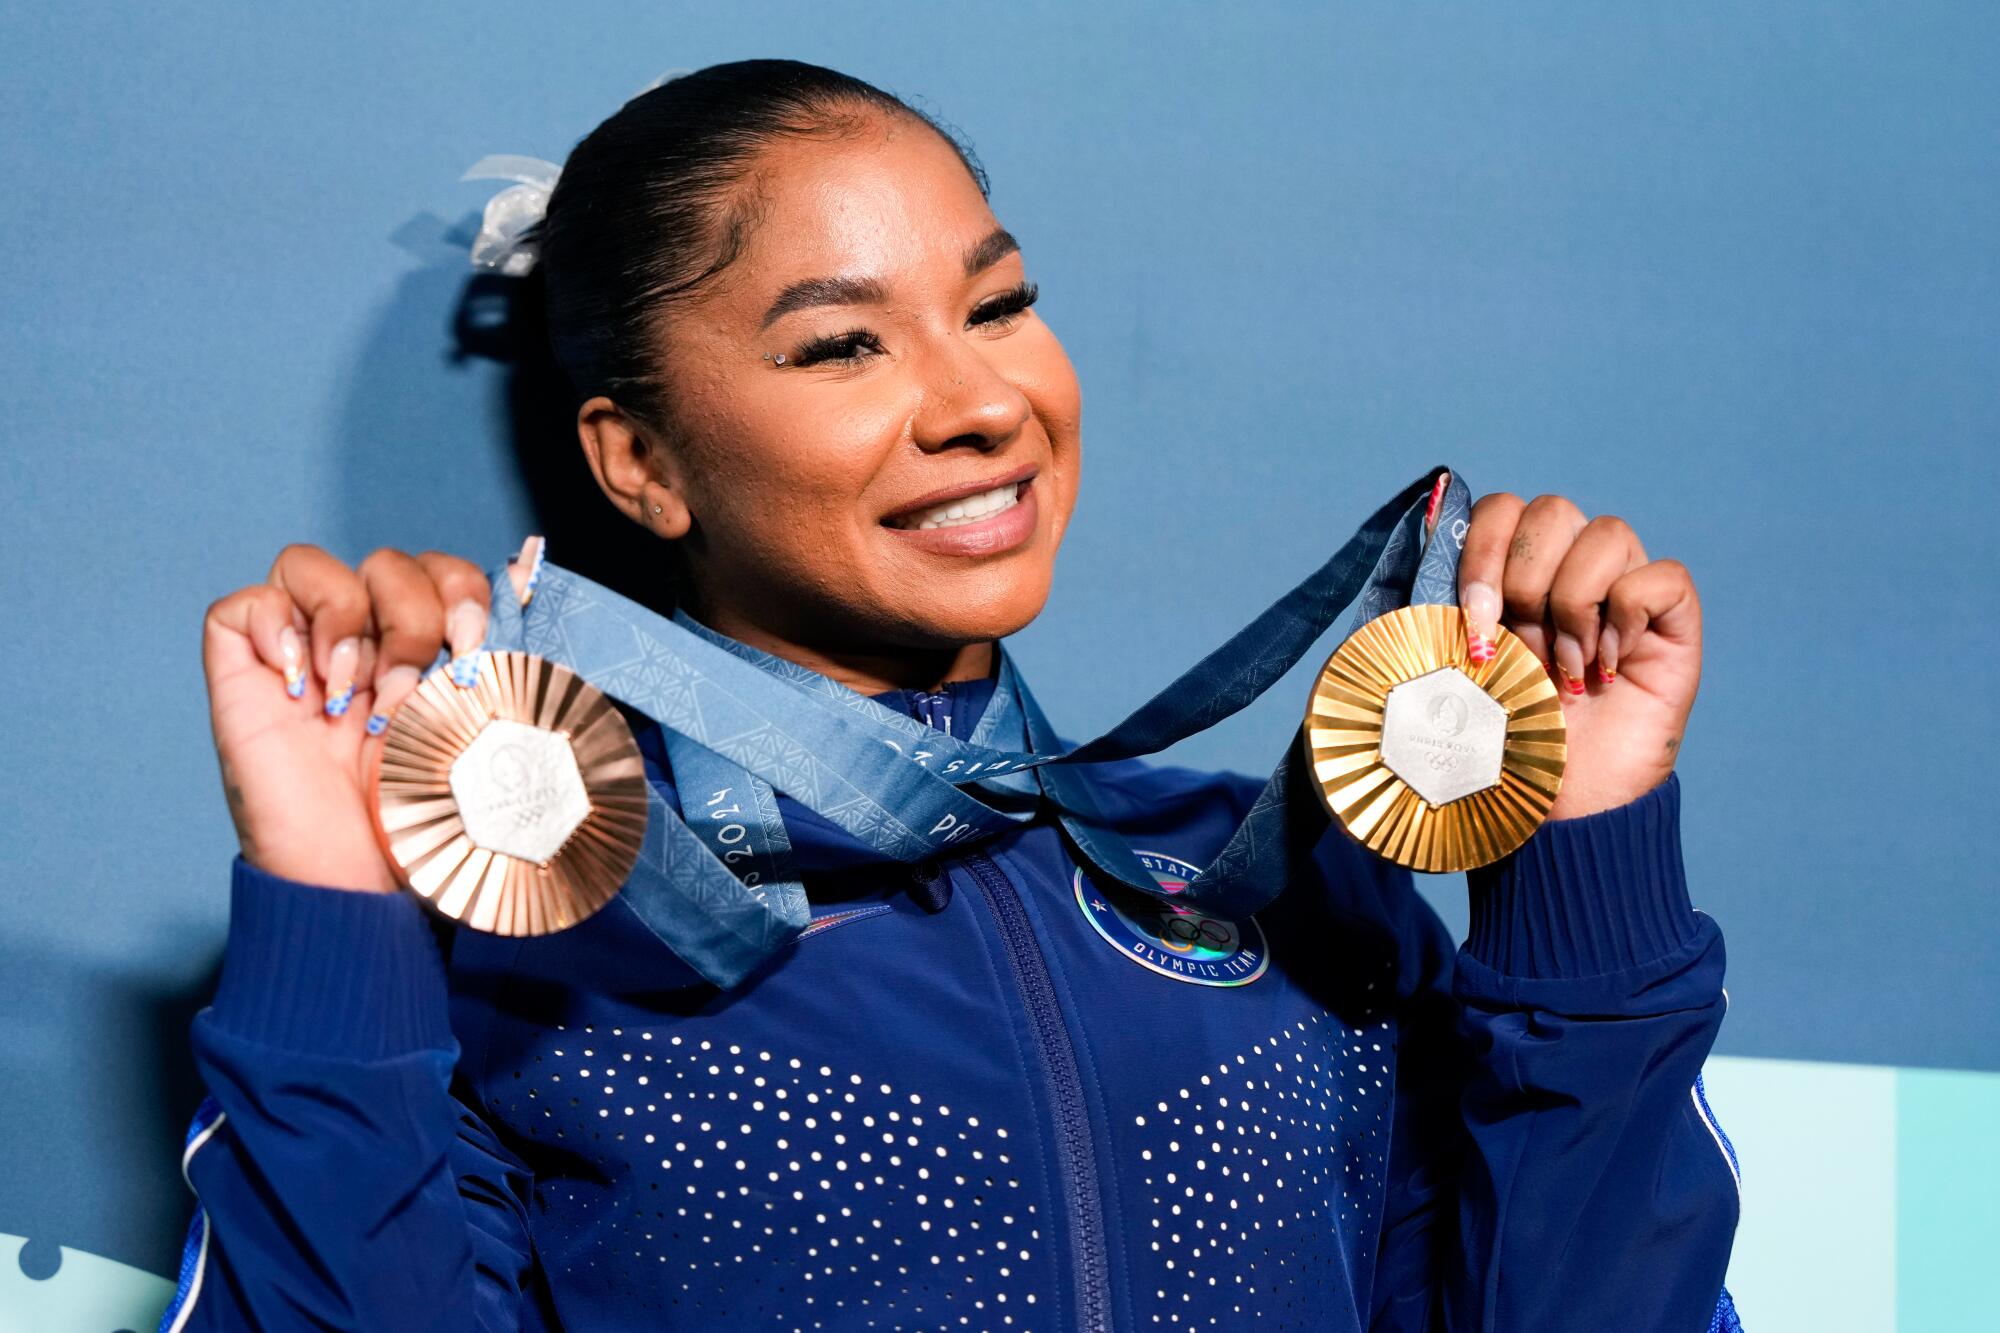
[480,467,1471,987]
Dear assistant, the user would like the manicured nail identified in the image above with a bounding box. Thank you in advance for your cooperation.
[1550,635,1588,700]
[1597,626,1620,682]
[1424,471,1450,534]
[278,625,306,699]
[445,599,487,688]
[365,664,421,735]
[517,534,547,605]
[324,637,360,716]
[1462,581,1500,664]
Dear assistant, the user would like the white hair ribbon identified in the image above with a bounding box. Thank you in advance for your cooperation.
[460,70,692,277]
[460,154,561,277]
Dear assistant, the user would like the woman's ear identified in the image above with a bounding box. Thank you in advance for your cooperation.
[576,395,694,540]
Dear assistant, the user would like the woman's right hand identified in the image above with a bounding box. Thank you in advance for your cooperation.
[202,538,538,892]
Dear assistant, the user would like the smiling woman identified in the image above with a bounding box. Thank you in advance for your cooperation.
[539,62,1080,693]
[176,58,1740,1333]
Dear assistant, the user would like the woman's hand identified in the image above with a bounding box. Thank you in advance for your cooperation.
[201,538,538,891]
[1457,494,1701,822]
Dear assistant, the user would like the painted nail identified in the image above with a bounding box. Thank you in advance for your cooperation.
[445,599,487,688]
[1597,625,1620,682]
[1462,580,1500,664]
[1546,657,1583,698]
[518,535,547,605]
[1553,632,1586,682]
[324,637,360,716]
[1550,636,1588,699]
[278,625,306,699]
[365,664,421,736]
[1423,471,1450,534]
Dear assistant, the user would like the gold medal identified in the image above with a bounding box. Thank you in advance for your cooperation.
[1303,603,1565,872]
[368,650,650,935]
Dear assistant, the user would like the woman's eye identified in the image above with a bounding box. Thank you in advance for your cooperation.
[969,280,1040,330]
[789,330,884,368]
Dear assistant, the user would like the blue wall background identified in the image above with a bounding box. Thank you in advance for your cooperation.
[3,2,1995,1327]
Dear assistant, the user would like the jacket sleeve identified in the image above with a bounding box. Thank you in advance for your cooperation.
[1367,772,1741,1333]
[158,856,542,1333]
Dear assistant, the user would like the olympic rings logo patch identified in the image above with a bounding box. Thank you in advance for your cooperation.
[1072,850,1269,988]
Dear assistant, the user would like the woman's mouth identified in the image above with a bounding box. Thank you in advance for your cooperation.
[883,480,1025,531]
[880,472,1040,557]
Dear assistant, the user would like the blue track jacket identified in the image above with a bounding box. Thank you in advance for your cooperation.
[164,674,1741,1332]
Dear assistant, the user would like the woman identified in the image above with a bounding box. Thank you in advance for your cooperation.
[176,60,1737,1332]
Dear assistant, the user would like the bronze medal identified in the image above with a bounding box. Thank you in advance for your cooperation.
[368,650,649,935]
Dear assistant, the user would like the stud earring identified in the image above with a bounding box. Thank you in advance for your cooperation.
[652,504,663,514]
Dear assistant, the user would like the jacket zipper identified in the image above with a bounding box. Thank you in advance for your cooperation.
[909,689,1111,1331]
[961,850,1111,1333]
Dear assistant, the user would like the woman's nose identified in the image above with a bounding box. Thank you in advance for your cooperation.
[909,339,1032,454]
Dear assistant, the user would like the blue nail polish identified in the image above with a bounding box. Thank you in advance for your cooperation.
[449,655,482,688]
[522,540,547,603]
[324,684,356,717]
[284,667,306,700]
[366,712,389,735]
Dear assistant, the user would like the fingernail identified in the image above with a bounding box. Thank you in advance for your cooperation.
[1550,635,1588,700]
[1462,581,1499,664]
[1597,626,1620,682]
[279,625,306,699]
[324,637,360,716]
[1424,471,1450,533]
[445,599,487,688]
[365,664,421,735]
[518,535,546,605]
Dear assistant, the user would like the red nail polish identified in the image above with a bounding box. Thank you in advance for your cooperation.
[1424,472,1449,533]
[1466,630,1497,665]
[1596,664,1617,684]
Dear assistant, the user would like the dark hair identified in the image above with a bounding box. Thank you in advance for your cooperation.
[528,58,988,435]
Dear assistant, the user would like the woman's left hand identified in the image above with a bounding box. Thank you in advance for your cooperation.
[1457,492,1702,822]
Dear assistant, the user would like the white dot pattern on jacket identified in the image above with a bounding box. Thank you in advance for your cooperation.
[491,953,1399,1332]
[1126,1011,1394,1327]
[504,1025,1048,1328]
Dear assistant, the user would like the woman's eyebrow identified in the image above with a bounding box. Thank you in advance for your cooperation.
[963,228,1019,276]
[761,275,888,329]
[759,231,1021,329]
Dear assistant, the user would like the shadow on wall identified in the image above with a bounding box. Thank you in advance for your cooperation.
[329,210,678,616]
[456,270,681,618]
[22,217,679,1302]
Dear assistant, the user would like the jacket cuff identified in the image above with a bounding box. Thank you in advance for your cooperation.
[208,854,457,1059]
[1464,771,1696,980]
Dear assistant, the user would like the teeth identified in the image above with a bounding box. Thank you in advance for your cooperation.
[889,482,1023,531]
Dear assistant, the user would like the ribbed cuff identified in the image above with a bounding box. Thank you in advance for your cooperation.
[1464,772,1695,980]
[209,854,457,1059]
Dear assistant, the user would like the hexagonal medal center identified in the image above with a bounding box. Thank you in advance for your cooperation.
[448,718,591,864]
[1379,667,1508,807]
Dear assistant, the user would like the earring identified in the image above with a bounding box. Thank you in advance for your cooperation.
[652,504,663,514]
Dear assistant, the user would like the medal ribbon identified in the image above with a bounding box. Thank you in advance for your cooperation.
[478,466,1471,987]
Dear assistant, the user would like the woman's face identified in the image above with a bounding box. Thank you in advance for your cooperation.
[612,112,1082,668]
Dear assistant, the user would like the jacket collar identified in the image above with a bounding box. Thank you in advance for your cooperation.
[867,674,999,739]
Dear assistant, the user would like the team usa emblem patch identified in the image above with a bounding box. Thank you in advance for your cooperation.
[1073,849,1269,987]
